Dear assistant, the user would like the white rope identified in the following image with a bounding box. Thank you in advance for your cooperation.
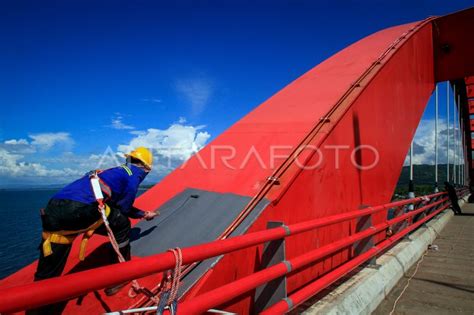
[388,250,427,315]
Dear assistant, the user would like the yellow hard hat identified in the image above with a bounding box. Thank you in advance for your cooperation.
[125,147,153,170]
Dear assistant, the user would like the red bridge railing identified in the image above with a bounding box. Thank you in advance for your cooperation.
[0,189,468,314]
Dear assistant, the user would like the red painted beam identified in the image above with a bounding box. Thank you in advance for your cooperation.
[433,8,474,81]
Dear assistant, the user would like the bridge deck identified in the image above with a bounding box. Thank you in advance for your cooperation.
[374,203,474,315]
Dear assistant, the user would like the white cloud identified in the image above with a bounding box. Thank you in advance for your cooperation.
[4,139,29,145]
[2,132,73,154]
[176,78,213,115]
[0,120,212,186]
[118,121,211,162]
[2,139,36,154]
[404,118,464,165]
[142,98,162,103]
[117,120,211,182]
[108,113,135,130]
[0,132,80,186]
[0,147,81,178]
[29,132,73,150]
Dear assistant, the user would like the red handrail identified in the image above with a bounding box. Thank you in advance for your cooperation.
[177,196,450,314]
[0,191,455,313]
[261,200,451,314]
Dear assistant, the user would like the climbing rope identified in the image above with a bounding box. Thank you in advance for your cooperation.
[168,248,183,304]
[52,171,184,314]
[88,172,157,300]
[96,201,156,300]
[156,248,183,315]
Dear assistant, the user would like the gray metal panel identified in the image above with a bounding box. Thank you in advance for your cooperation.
[353,205,373,255]
[130,188,270,296]
[254,221,287,313]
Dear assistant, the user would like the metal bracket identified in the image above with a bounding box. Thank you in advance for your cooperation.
[267,176,280,185]
[319,116,331,123]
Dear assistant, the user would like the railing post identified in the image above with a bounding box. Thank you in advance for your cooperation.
[253,221,287,313]
[389,204,404,234]
[353,205,379,268]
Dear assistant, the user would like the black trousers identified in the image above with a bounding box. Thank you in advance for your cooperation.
[34,198,131,281]
[28,199,131,314]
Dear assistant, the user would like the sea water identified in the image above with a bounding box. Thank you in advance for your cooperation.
[0,189,56,279]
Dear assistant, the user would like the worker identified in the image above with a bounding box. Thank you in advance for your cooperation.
[444,181,462,215]
[33,147,158,296]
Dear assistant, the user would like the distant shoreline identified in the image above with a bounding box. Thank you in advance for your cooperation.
[0,185,154,191]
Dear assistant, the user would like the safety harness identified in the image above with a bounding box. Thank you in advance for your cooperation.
[41,169,114,261]
[89,168,157,299]
[42,165,184,311]
[42,205,111,260]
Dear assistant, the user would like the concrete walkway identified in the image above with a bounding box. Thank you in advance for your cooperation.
[373,203,474,315]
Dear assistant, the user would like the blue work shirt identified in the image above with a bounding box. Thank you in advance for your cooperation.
[52,164,148,218]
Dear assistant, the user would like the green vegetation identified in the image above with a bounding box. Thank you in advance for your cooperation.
[394,164,457,199]
[396,164,454,187]
[394,184,436,197]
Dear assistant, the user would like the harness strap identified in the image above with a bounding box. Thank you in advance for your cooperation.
[41,205,111,260]
[42,232,76,257]
[78,204,111,260]
[99,179,112,198]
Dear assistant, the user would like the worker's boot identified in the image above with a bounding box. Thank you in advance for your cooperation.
[104,244,131,296]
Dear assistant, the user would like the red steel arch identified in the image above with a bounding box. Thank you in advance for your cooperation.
[1,7,473,314]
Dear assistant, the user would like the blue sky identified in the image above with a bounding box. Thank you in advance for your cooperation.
[0,0,471,187]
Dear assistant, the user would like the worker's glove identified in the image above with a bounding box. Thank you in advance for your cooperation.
[143,211,159,221]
